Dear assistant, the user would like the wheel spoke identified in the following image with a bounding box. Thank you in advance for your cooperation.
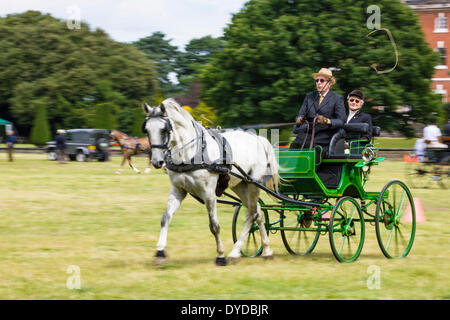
[338,235,346,255]
[385,222,394,250]
[287,223,301,243]
[395,191,407,219]
[251,231,257,249]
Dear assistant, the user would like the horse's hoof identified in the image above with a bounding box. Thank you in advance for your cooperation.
[154,257,167,265]
[262,254,274,261]
[144,168,151,174]
[115,171,121,174]
[154,250,167,265]
[215,257,227,266]
[228,256,241,264]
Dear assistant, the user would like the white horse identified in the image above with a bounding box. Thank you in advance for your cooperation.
[142,98,279,266]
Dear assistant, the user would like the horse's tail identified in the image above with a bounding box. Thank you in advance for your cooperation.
[259,137,280,194]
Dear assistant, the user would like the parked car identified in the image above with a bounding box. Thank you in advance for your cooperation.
[46,129,111,162]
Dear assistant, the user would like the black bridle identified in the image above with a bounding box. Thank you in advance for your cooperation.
[141,110,173,150]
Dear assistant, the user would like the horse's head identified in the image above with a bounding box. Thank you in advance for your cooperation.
[109,129,123,146]
[143,99,196,169]
[142,102,172,169]
[109,129,117,141]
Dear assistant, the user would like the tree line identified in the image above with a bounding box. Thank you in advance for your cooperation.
[0,11,222,144]
[0,2,447,144]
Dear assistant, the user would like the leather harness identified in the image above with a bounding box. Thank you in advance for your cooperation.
[143,111,233,174]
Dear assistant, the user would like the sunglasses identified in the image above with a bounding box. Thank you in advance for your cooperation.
[315,79,327,83]
[349,98,361,103]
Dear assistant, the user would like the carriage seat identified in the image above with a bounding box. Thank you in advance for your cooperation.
[327,123,372,159]
[318,125,380,189]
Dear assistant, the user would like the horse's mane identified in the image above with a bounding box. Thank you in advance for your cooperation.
[162,98,195,124]
[111,129,145,139]
[111,129,130,138]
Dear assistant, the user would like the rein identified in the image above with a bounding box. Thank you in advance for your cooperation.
[299,116,319,150]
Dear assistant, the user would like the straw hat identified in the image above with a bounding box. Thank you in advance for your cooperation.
[312,68,336,85]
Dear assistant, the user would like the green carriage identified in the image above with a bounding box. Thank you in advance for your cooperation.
[230,125,416,263]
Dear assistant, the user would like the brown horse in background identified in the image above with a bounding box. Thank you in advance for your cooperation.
[110,130,152,174]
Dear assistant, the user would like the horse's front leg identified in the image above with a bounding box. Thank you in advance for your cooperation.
[205,195,226,266]
[127,155,141,173]
[155,186,186,265]
[115,153,127,174]
[144,151,151,174]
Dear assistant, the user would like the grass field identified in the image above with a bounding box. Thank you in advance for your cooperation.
[1,137,418,150]
[0,153,449,300]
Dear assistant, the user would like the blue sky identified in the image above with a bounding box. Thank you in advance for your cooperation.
[1,0,248,49]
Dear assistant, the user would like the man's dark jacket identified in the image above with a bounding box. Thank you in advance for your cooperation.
[55,134,66,150]
[346,110,373,144]
[444,122,450,137]
[290,90,346,149]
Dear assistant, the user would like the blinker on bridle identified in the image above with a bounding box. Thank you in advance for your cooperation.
[142,110,173,150]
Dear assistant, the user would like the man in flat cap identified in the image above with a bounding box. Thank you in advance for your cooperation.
[290,68,346,159]
[345,89,373,150]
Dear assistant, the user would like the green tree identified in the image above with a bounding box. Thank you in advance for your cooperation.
[131,107,146,137]
[30,101,51,146]
[93,103,117,129]
[177,36,224,90]
[0,11,157,136]
[200,0,441,135]
[133,31,180,96]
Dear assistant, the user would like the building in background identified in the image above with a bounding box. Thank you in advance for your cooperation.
[404,0,450,103]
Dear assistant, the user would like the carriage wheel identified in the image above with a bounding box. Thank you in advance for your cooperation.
[232,203,267,257]
[280,210,320,255]
[433,162,449,190]
[404,162,428,189]
[405,161,449,189]
[375,180,416,259]
[47,150,57,161]
[329,197,365,263]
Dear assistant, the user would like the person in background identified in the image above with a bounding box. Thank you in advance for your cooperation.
[55,129,67,164]
[414,137,426,162]
[441,119,450,159]
[423,118,447,163]
[444,119,450,137]
[6,130,15,162]
[423,118,447,149]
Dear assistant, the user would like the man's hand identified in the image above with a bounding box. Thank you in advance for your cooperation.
[295,116,304,126]
[316,115,331,125]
